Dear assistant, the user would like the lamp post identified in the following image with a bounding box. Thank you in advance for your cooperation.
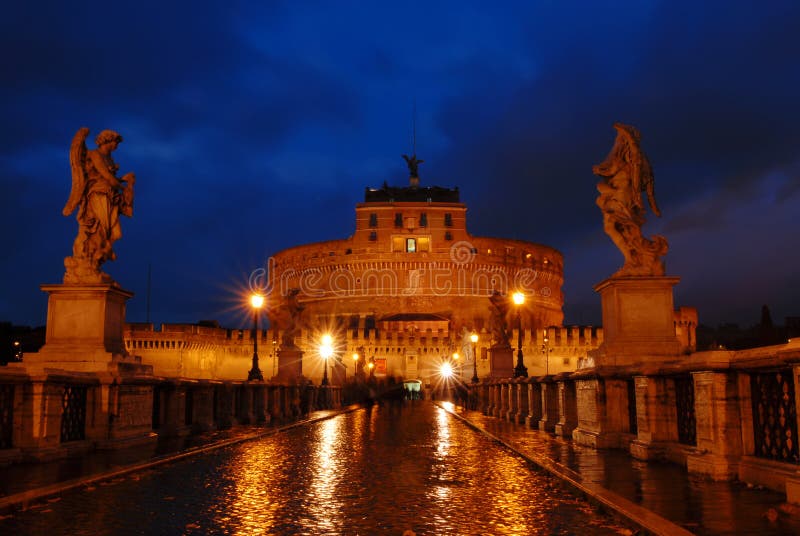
[512,292,528,377]
[247,294,265,381]
[470,332,479,383]
[352,352,359,380]
[320,334,333,386]
[541,328,551,376]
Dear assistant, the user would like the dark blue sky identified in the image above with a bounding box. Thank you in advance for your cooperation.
[2,1,799,329]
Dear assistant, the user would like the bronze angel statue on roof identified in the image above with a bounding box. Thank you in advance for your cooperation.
[593,123,668,277]
[62,127,135,284]
[402,153,424,178]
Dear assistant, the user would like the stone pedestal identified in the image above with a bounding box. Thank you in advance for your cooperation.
[593,276,682,366]
[34,284,134,366]
[489,346,514,379]
[8,282,157,459]
[276,347,304,382]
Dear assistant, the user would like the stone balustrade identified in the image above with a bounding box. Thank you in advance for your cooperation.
[467,338,800,505]
[0,368,342,464]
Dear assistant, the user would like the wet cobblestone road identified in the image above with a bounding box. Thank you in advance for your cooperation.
[0,401,631,535]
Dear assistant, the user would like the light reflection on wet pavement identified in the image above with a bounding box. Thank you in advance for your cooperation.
[0,401,631,535]
[449,404,800,536]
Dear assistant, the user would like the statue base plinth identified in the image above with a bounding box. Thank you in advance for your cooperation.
[489,346,514,379]
[592,276,682,367]
[275,347,303,382]
[30,284,134,367]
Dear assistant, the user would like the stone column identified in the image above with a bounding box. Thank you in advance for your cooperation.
[572,377,633,449]
[515,378,529,424]
[630,375,678,460]
[686,371,743,480]
[555,379,578,437]
[191,383,215,432]
[506,380,517,422]
[214,384,234,430]
[157,382,185,436]
[16,379,64,457]
[498,381,509,418]
[526,378,542,428]
[97,381,156,449]
[488,382,498,415]
[269,385,284,422]
[539,379,559,432]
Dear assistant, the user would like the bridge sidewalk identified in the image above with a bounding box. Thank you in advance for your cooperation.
[444,402,800,536]
[0,407,353,512]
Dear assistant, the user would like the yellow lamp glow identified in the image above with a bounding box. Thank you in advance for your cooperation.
[470,333,478,344]
[452,352,460,360]
[441,362,453,378]
[352,352,359,362]
[250,294,265,308]
[319,334,334,359]
[512,292,525,305]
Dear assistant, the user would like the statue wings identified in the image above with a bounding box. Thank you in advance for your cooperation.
[63,127,89,216]
[402,154,424,172]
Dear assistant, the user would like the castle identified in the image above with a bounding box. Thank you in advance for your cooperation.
[124,172,697,387]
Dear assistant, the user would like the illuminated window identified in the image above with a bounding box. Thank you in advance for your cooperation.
[406,238,417,252]
[418,237,430,252]
[392,236,404,251]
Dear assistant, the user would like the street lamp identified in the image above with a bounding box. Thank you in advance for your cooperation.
[352,352,359,380]
[512,292,528,377]
[320,334,333,386]
[470,332,479,383]
[248,294,265,381]
[541,328,552,376]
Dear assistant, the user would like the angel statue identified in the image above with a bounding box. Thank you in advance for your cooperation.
[488,291,511,349]
[593,123,667,277]
[402,153,424,178]
[62,127,135,284]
